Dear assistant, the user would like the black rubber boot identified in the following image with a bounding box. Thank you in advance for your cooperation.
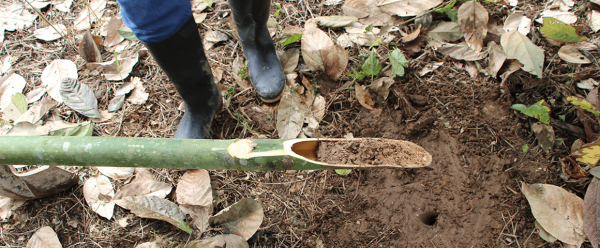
[229,0,285,102]
[143,17,221,139]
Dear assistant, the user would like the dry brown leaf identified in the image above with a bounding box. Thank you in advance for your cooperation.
[97,167,134,180]
[342,0,369,18]
[531,122,555,153]
[465,61,478,78]
[104,18,125,47]
[521,182,585,247]
[27,226,62,248]
[209,198,264,240]
[355,82,375,110]
[377,0,442,17]
[559,45,591,64]
[90,52,139,81]
[114,170,172,200]
[0,196,25,220]
[127,77,149,104]
[435,42,488,61]
[418,62,443,76]
[83,175,115,220]
[585,177,600,248]
[193,13,208,24]
[25,88,46,103]
[73,0,106,31]
[427,21,463,42]
[487,41,506,78]
[457,1,488,52]
[115,196,192,233]
[186,234,249,248]
[181,205,211,233]
[0,73,26,110]
[276,93,309,139]
[400,26,421,43]
[360,0,392,26]
[503,13,532,35]
[279,48,300,74]
[176,169,213,208]
[135,242,159,248]
[301,27,347,80]
[314,16,358,28]
[368,77,394,102]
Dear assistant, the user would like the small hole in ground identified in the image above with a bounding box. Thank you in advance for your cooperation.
[419,211,438,226]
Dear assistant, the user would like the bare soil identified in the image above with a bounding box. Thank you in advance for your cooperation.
[315,139,431,167]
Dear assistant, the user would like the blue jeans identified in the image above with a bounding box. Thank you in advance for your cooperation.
[117,0,191,43]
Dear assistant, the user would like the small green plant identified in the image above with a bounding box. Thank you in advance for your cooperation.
[274,3,282,17]
[433,0,456,13]
[363,24,374,34]
[335,169,352,176]
[347,49,408,81]
[510,100,551,124]
[238,62,248,80]
[279,34,302,46]
[224,86,236,98]
[388,49,408,78]
[566,96,600,116]
[522,144,529,153]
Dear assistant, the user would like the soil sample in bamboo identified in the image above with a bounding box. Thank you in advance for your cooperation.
[316,139,431,168]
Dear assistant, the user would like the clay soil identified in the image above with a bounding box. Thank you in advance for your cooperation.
[0,0,595,247]
[315,139,431,167]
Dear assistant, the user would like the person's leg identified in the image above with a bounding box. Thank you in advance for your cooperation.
[117,0,221,139]
[229,0,285,102]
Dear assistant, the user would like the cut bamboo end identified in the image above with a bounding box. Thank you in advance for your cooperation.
[284,138,432,169]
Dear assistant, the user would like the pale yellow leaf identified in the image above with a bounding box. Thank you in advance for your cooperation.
[26,226,62,248]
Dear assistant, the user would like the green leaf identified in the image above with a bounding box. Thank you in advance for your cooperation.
[361,50,381,76]
[115,196,192,234]
[335,169,352,176]
[274,3,281,17]
[510,100,550,124]
[539,17,586,43]
[567,96,600,116]
[118,28,138,41]
[347,68,365,81]
[388,49,408,78]
[445,9,458,23]
[50,121,94,136]
[279,34,302,46]
[364,24,374,34]
[434,0,456,13]
[559,114,566,121]
[522,144,529,153]
[203,0,213,7]
[11,93,28,114]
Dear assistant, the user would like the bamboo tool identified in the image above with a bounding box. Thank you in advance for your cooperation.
[0,136,432,170]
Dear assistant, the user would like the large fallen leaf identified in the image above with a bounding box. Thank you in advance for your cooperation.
[279,48,300,74]
[503,13,531,35]
[115,196,192,234]
[181,205,211,233]
[105,18,125,47]
[15,98,56,125]
[46,120,93,136]
[176,169,212,207]
[41,59,78,103]
[26,88,46,104]
[301,27,348,80]
[435,42,488,61]
[315,16,358,28]
[114,171,172,199]
[135,242,159,248]
[359,0,392,26]
[537,9,577,24]
[0,3,37,31]
[59,78,101,118]
[277,93,309,139]
[100,52,139,81]
[78,31,102,63]
[558,45,591,64]
[108,80,135,111]
[73,0,106,31]
[209,197,264,240]
[343,33,395,47]
[97,167,134,180]
[585,177,600,248]
[83,175,115,219]
[501,31,544,78]
[33,24,66,41]
[368,77,394,102]
[536,220,558,243]
[342,0,369,18]
[5,122,50,136]
[26,226,62,248]
[388,49,408,78]
[521,182,585,247]
[355,82,375,110]
[457,1,488,52]
[531,122,555,153]
[185,234,249,248]
[487,41,506,78]
[377,0,442,17]
[0,73,26,110]
[427,21,463,42]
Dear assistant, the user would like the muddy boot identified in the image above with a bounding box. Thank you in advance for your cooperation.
[229,0,285,102]
[143,17,221,139]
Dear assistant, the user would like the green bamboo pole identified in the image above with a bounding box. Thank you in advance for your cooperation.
[0,136,432,171]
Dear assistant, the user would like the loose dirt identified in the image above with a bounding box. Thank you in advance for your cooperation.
[315,139,432,168]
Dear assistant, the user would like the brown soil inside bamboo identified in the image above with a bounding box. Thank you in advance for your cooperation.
[316,139,431,167]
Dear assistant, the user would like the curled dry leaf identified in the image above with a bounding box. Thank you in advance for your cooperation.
[0,196,25,220]
[521,182,585,247]
[487,41,506,78]
[26,88,46,104]
[0,73,26,110]
[176,169,213,207]
[503,13,532,35]
[209,197,264,240]
[193,13,208,24]
[27,226,62,248]
[105,18,125,47]
[114,171,172,200]
[368,77,394,102]
[83,175,115,220]
[457,1,488,52]
[301,27,348,80]
[127,77,149,105]
[585,177,600,248]
[186,234,249,248]
[501,31,544,78]
[559,45,591,64]
[360,0,392,26]
[115,196,192,234]
[355,82,375,110]
[41,59,78,103]
[314,16,358,28]
[400,26,421,43]
[277,93,309,139]
[79,31,102,63]
[531,122,555,153]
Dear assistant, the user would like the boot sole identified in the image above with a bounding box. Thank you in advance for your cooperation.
[260,93,283,103]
